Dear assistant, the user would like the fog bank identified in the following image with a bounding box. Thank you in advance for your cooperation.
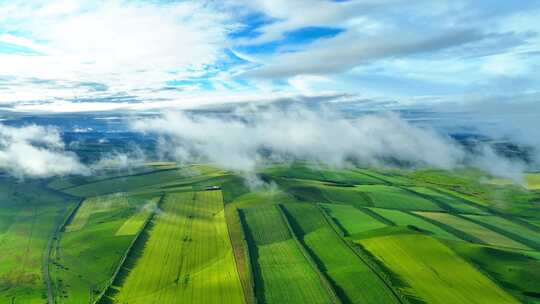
[132,107,525,182]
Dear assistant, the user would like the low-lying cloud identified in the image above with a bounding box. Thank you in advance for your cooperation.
[0,124,88,178]
[0,124,148,178]
[132,107,531,182]
[132,107,523,178]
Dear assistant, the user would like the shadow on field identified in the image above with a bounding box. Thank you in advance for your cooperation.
[280,206,352,304]
[98,220,155,304]
[237,210,267,304]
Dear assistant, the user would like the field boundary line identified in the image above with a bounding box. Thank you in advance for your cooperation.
[93,194,166,304]
[440,238,529,304]
[316,204,409,304]
[56,167,181,191]
[427,185,540,233]
[44,198,83,304]
[237,209,263,304]
[399,187,457,213]
[454,214,540,251]
[356,206,396,226]
[405,211,486,244]
[276,204,342,304]
[226,206,256,304]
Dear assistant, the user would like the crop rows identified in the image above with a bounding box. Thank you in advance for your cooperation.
[110,190,244,304]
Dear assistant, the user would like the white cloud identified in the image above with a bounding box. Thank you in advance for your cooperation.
[132,107,465,172]
[132,106,531,182]
[0,0,233,103]
[0,124,88,177]
[231,0,403,45]
[481,53,527,76]
[242,28,490,79]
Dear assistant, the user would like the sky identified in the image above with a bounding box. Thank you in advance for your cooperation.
[0,0,539,113]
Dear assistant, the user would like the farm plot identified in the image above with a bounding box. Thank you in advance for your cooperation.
[51,194,153,304]
[110,190,244,304]
[320,186,372,207]
[65,193,129,232]
[526,173,540,190]
[116,197,160,236]
[0,180,72,304]
[447,241,540,303]
[359,234,520,304]
[415,212,530,250]
[320,203,387,235]
[406,186,487,214]
[264,165,383,185]
[368,208,460,241]
[357,185,442,211]
[283,204,399,304]
[462,214,540,249]
[353,169,411,185]
[240,205,333,304]
[61,165,222,197]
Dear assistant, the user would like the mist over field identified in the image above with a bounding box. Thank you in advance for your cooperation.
[2,103,533,182]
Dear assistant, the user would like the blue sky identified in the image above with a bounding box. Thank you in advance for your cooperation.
[0,0,539,112]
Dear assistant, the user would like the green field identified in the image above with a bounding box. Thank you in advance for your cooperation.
[320,186,372,206]
[115,198,159,236]
[447,240,540,303]
[263,164,384,185]
[61,165,224,197]
[0,179,74,304]
[50,194,154,303]
[359,234,519,304]
[240,205,334,304]
[416,212,530,250]
[406,186,487,214]
[320,203,387,235]
[108,190,244,304]
[462,214,540,249]
[283,204,399,304]
[65,194,129,232]
[356,185,443,211]
[368,208,461,240]
[1,163,539,304]
[526,173,540,190]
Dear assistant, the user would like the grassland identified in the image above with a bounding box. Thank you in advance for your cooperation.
[65,194,129,232]
[283,204,400,304]
[1,162,539,304]
[526,173,540,190]
[114,199,158,236]
[485,173,540,191]
[359,233,519,304]
[60,165,225,197]
[240,205,334,304]
[415,212,530,250]
[0,179,74,304]
[367,208,461,240]
[462,214,540,249]
[108,190,244,304]
[263,164,384,185]
[320,203,387,236]
[409,169,540,217]
[447,240,540,303]
[406,186,487,214]
[356,185,442,211]
[50,194,155,304]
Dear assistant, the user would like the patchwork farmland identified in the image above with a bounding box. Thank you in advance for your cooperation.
[0,163,538,303]
[106,191,244,304]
